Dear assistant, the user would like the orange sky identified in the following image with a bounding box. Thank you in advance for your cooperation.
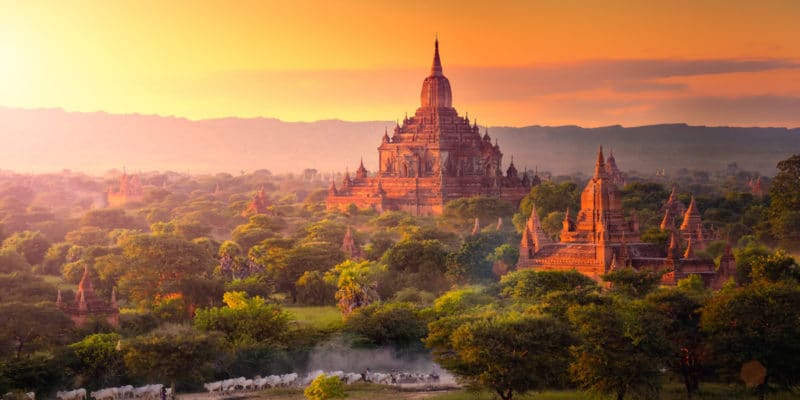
[1,0,799,126]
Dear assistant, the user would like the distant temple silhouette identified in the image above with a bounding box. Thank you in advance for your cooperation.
[326,39,534,215]
[517,147,734,289]
[107,170,143,207]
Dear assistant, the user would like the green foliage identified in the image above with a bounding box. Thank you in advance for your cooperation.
[330,261,382,316]
[701,282,800,396]
[446,232,507,284]
[122,324,222,388]
[646,287,710,398]
[41,242,72,275]
[194,291,290,346]
[602,267,665,298]
[231,214,287,251]
[64,226,110,247]
[640,227,670,248]
[427,312,575,400]
[500,269,596,302]
[344,302,427,347]
[769,154,800,249]
[116,233,217,311]
[0,249,30,274]
[432,286,495,316]
[0,302,74,359]
[304,373,346,400]
[68,333,126,389]
[750,250,800,284]
[81,209,139,230]
[296,270,336,306]
[568,298,671,400]
[0,272,59,303]
[734,243,772,284]
[381,239,449,293]
[2,231,50,266]
[0,353,70,394]
[441,196,515,231]
[516,181,580,232]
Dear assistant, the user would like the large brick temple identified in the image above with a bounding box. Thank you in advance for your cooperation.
[517,147,735,289]
[326,40,533,216]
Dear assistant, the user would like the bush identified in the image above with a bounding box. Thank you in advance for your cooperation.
[304,373,346,400]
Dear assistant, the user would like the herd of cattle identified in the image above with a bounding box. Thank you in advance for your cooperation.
[50,385,170,400]
[202,370,442,393]
[42,369,443,400]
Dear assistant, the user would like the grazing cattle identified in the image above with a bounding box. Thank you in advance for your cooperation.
[202,381,221,393]
[89,388,117,400]
[57,389,87,400]
[118,386,134,400]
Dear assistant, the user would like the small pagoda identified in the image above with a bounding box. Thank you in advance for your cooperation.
[58,266,119,327]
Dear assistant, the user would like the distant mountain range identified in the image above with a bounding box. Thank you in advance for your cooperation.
[1,107,798,176]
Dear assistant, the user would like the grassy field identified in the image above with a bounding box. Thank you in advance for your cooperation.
[284,305,343,330]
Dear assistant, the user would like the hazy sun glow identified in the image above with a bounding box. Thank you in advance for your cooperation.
[1,0,799,126]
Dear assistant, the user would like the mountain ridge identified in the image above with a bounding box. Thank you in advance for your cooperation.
[1,107,797,176]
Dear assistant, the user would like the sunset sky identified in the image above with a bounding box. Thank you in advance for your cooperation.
[1,0,799,127]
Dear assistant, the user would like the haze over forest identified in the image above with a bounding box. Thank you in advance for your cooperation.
[2,106,798,177]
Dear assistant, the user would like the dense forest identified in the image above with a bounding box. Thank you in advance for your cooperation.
[0,154,799,400]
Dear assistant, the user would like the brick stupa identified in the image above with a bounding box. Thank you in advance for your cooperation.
[326,39,533,215]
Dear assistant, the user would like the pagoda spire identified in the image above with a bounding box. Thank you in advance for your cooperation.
[594,145,606,178]
[471,217,480,235]
[684,238,695,258]
[431,37,443,76]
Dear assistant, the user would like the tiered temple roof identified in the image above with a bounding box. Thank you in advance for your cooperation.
[326,40,532,216]
[517,148,734,289]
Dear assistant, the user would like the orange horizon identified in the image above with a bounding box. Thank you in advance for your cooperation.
[1,1,799,127]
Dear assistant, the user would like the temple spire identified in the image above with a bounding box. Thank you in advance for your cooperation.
[471,217,480,235]
[431,37,443,76]
[594,145,606,178]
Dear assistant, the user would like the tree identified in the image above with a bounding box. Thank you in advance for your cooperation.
[81,209,138,230]
[0,272,59,303]
[750,250,800,284]
[194,291,290,346]
[231,215,287,251]
[122,324,223,388]
[303,373,346,400]
[0,302,74,359]
[116,233,216,312]
[446,232,507,284]
[568,298,671,400]
[2,231,50,266]
[275,244,344,303]
[330,260,382,316]
[602,268,665,298]
[646,287,711,399]
[382,239,449,293]
[68,333,126,389]
[0,249,30,274]
[500,269,596,302]
[344,302,427,347]
[768,154,800,248]
[296,271,336,306]
[426,312,574,400]
[701,282,800,399]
